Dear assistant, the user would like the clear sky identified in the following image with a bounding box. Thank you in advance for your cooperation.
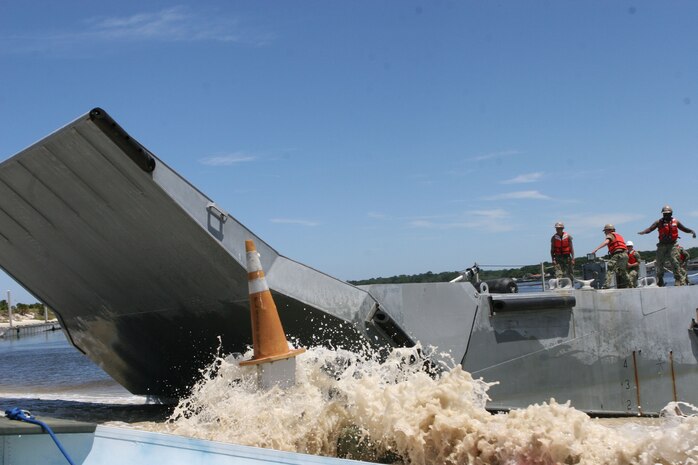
[1,1,698,304]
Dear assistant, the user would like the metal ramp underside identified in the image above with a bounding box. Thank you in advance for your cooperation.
[0,109,392,397]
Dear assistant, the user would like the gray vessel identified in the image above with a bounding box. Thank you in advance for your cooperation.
[1,109,697,415]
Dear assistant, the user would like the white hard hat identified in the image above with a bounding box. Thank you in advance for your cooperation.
[626,241,634,247]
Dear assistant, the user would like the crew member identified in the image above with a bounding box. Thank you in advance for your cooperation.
[550,222,575,283]
[678,244,691,285]
[638,205,696,286]
[591,224,630,289]
[626,241,641,288]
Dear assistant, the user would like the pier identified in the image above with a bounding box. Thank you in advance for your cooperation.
[0,321,61,339]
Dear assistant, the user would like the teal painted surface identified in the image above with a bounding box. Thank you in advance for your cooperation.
[1,434,94,465]
[1,426,378,465]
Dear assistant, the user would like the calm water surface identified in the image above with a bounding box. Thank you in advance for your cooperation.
[0,330,171,423]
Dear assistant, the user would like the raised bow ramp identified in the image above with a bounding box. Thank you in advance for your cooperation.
[0,109,416,397]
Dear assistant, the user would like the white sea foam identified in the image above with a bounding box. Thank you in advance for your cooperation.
[136,345,698,465]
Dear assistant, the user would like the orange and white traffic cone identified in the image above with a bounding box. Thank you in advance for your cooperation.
[240,239,305,369]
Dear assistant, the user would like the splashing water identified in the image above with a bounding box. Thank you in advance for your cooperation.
[135,345,698,465]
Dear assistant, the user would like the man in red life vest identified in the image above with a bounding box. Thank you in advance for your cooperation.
[550,222,575,282]
[626,241,641,288]
[638,205,696,286]
[591,224,630,289]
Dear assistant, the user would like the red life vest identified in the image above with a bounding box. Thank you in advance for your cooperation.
[627,250,638,266]
[608,232,627,254]
[658,218,679,242]
[552,233,572,255]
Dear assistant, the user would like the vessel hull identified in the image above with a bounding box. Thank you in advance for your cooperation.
[2,109,697,415]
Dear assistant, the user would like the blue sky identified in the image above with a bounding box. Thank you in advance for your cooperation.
[1,1,698,303]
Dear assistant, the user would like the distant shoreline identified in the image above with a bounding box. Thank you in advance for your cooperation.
[0,318,59,329]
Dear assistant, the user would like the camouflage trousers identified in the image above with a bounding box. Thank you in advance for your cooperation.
[628,269,638,288]
[553,255,574,282]
[606,251,630,289]
[656,242,685,286]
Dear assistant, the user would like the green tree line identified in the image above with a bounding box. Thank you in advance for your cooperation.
[348,246,698,285]
[0,300,56,320]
